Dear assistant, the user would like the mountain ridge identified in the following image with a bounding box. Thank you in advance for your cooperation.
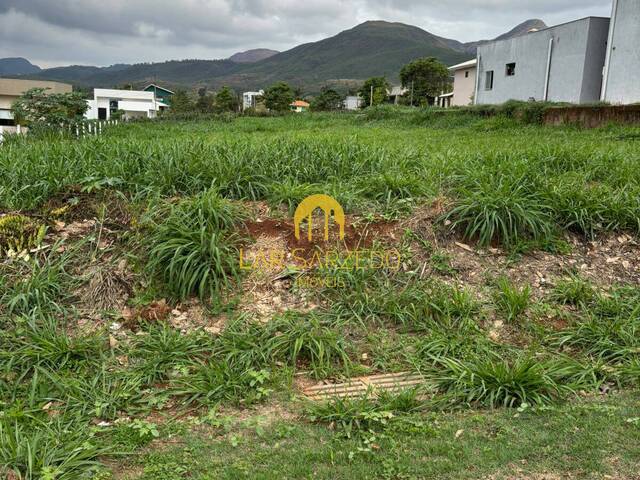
[1,19,547,92]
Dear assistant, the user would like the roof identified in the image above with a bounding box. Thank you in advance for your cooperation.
[449,59,477,71]
[0,78,72,96]
[438,92,454,98]
[144,84,175,94]
[290,100,310,107]
[388,86,408,96]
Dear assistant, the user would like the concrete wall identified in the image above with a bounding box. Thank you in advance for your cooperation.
[603,0,640,104]
[476,17,609,105]
[452,67,476,106]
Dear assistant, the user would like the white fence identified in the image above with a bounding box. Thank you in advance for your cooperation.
[0,120,121,143]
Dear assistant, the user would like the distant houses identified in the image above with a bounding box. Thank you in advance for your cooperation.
[144,84,174,106]
[290,100,310,113]
[85,88,169,120]
[242,90,264,111]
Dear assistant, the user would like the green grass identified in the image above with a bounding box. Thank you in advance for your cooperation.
[2,112,640,478]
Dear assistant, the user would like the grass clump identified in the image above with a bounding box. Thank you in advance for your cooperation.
[267,311,351,379]
[493,277,531,323]
[550,274,595,307]
[428,355,578,408]
[444,175,553,247]
[305,389,424,438]
[146,189,244,301]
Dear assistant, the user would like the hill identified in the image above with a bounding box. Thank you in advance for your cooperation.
[229,49,279,63]
[0,57,41,76]
[6,19,546,92]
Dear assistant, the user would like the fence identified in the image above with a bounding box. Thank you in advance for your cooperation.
[0,119,121,143]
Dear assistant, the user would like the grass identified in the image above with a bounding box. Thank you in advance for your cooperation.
[493,277,531,323]
[2,111,640,478]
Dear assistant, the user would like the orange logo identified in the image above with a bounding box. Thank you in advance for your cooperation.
[294,194,345,242]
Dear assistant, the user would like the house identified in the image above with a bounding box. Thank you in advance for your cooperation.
[290,100,310,113]
[601,0,640,104]
[475,17,611,105]
[343,95,363,110]
[0,78,72,126]
[144,84,174,106]
[85,89,168,120]
[242,90,264,110]
[387,86,408,105]
[448,59,477,106]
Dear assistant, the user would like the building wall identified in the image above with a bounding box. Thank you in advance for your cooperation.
[476,17,609,105]
[452,67,476,106]
[603,0,640,104]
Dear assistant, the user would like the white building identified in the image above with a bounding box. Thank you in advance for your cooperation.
[448,59,477,107]
[601,0,640,104]
[343,95,363,110]
[85,89,168,121]
[242,90,264,110]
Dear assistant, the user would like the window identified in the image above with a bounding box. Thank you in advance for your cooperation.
[506,63,516,76]
[465,70,469,78]
[485,71,494,90]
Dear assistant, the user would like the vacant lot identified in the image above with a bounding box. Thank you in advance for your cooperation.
[1,108,640,479]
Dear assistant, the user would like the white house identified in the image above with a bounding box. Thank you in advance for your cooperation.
[242,90,264,110]
[85,89,168,121]
[448,59,477,106]
[343,95,363,110]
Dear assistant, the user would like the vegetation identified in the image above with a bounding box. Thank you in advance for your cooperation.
[263,81,295,112]
[399,56,450,106]
[1,109,640,478]
[310,87,344,111]
[11,87,88,127]
[359,77,390,107]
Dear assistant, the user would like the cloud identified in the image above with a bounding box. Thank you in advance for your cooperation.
[0,0,612,67]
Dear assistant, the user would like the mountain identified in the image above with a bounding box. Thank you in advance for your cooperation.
[230,21,471,89]
[494,19,547,41]
[10,19,546,92]
[0,57,41,76]
[229,49,279,63]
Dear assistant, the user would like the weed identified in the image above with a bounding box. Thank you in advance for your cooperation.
[551,274,595,307]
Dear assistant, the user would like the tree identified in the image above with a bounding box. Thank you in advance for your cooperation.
[263,82,295,112]
[169,89,195,113]
[358,77,390,108]
[214,86,238,113]
[11,88,88,126]
[399,57,450,106]
[195,87,215,113]
[310,87,344,111]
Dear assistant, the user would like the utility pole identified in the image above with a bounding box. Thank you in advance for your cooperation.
[370,85,374,107]
[410,80,414,107]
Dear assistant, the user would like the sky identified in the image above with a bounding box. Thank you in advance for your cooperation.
[0,0,612,68]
